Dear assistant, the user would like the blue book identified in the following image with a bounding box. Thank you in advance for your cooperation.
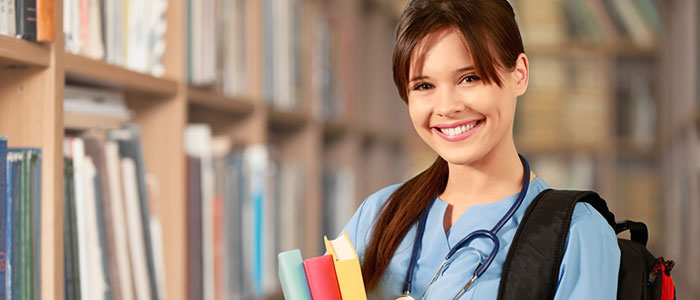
[0,137,6,299]
[278,249,312,300]
[5,152,21,300]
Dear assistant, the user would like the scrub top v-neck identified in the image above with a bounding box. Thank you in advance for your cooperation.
[341,177,621,300]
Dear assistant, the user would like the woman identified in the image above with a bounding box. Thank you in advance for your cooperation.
[342,0,620,299]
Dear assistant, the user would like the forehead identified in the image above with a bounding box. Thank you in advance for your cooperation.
[409,27,474,76]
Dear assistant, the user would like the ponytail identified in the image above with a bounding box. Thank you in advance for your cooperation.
[361,156,448,290]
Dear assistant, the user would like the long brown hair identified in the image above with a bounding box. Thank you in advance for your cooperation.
[361,0,525,290]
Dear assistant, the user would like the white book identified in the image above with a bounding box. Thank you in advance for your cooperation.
[0,0,7,36]
[85,0,105,59]
[69,138,93,300]
[105,141,135,300]
[6,0,15,36]
[105,0,124,65]
[126,0,149,73]
[273,0,292,110]
[83,157,109,300]
[184,124,215,300]
[122,157,153,300]
[64,86,131,118]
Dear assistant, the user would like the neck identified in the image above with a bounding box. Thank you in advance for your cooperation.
[440,139,532,207]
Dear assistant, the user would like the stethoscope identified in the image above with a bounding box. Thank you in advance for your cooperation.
[394,154,531,300]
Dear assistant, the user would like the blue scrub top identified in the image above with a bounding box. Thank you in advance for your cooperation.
[342,177,621,300]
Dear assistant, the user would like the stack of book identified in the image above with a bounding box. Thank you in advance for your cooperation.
[0,0,55,41]
[278,231,367,300]
[63,124,166,300]
[0,137,42,300]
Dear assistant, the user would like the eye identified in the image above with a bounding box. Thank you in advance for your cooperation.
[412,82,434,91]
[460,74,481,84]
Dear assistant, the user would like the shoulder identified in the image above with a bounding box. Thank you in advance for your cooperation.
[342,182,404,255]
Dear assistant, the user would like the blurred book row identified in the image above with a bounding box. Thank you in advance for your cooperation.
[514,0,660,49]
[63,125,166,300]
[63,0,168,76]
[62,85,358,299]
[0,0,55,41]
[0,139,42,300]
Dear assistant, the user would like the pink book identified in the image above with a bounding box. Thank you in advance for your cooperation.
[303,254,342,300]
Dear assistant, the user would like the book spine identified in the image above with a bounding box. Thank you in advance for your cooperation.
[7,0,16,37]
[15,0,36,40]
[5,154,17,300]
[35,0,54,41]
[0,138,6,300]
[0,0,7,36]
[63,158,75,300]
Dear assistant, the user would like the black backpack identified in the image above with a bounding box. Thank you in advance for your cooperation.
[497,189,676,300]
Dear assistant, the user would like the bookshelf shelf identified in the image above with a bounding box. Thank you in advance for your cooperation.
[0,35,51,68]
[323,119,349,140]
[359,123,403,145]
[267,106,309,133]
[64,53,178,98]
[187,86,255,116]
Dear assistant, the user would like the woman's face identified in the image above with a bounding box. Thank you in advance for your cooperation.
[407,27,528,166]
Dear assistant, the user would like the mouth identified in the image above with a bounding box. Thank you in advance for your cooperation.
[432,119,484,141]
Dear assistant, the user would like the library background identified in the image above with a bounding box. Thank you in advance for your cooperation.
[0,0,698,299]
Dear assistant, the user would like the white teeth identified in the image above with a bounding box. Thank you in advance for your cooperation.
[439,121,479,136]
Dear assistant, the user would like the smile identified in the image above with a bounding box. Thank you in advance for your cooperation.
[432,119,483,141]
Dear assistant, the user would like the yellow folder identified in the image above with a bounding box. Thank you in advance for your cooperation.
[324,231,368,300]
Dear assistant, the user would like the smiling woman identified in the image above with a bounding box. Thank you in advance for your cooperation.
[339,0,621,299]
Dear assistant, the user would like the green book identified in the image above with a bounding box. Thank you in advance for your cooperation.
[278,249,312,300]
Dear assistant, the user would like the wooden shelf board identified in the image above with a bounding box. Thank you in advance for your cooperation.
[0,35,50,68]
[322,119,349,139]
[516,140,606,156]
[64,53,177,97]
[267,105,308,133]
[187,86,255,115]
[358,123,403,145]
[616,137,657,159]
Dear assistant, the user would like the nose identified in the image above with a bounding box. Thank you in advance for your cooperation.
[434,86,466,117]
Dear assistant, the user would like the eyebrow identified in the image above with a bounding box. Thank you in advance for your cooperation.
[409,65,475,82]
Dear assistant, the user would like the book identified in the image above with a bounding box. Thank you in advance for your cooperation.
[302,254,341,300]
[110,124,159,300]
[0,0,7,36]
[278,249,312,300]
[184,124,215,300]
[121,157,152,300]
[186,155,203,300]
[5,152,20,300]
[36,0,55,41]
[324,231,367,300]
[6,0,15,37]
[83,134,119,300]
[0,137,6,300]
[104,141,135,300]
[15,0,36,40]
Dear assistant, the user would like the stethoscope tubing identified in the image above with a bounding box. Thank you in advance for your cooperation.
[401,154,531,298]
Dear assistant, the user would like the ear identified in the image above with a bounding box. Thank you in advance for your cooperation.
[512,53,529,97]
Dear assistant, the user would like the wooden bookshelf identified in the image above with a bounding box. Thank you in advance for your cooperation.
[187,86,255,116]
[64,53,178,98]
[0,34,51,68]
[0,0,413,299]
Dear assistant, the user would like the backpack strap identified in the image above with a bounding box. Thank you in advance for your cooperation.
[496,189,615,300]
